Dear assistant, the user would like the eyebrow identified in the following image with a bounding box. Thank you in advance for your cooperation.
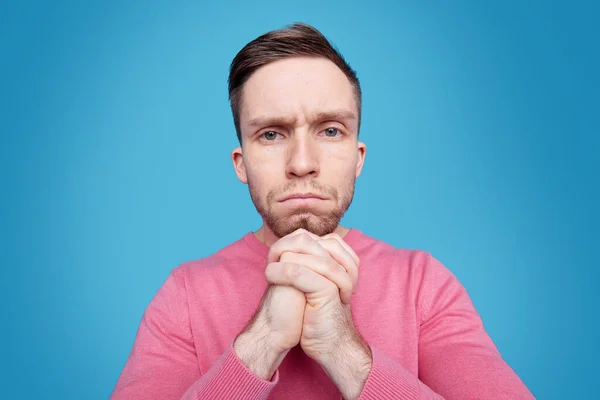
[247,109,358,129]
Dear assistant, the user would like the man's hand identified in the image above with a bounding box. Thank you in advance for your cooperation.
[267,230,359,305]
[233,229,340,380]
[233,284,305,380]
[265,229,372,399]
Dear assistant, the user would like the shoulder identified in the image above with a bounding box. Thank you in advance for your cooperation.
[352,231,470,321]
[349,229,458,283]
[348,229,432,268]
[181,231,263,268]
[167,233,266,291]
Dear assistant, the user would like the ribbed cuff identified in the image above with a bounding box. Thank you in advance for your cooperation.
[358,345,420,399]
[188,343,278,399]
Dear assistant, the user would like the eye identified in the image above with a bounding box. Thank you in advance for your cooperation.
[261,131,280,141]
[323,127,341,137]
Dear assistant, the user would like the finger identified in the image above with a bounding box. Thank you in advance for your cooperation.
[315,238,358,295]
[282,231,359,292]
[286,230,359,272]
[279,252,353,304]
[265,262,336,301]
[320,233,360,266]
[316,238,359,294]
[267,231,331,264]
[286,228,320,241]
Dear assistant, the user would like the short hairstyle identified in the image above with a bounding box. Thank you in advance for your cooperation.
[228,22,362,144]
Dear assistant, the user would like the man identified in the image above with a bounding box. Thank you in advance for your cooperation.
[111,23,535,399]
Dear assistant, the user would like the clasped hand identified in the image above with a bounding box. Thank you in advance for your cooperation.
[235,228,371,398]
[264,228,361,363]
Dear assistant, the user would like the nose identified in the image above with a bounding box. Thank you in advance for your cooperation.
[285,133,319,179]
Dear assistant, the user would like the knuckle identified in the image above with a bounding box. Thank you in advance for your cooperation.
[340,273,352,290]
[330,238,344,251]
[299,233,313,245]
[266,260,280,272]
[323,233,339,242]
[264,263,276,282]
[327,260,341,275]
[280,251,291,262]
[292,228,307,237]
[267,244,280,259]
[322,237,336,246]
[287,263,301,278]
[344,275,353,290]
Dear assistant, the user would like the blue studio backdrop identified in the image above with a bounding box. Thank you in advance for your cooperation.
[1,1,598,399]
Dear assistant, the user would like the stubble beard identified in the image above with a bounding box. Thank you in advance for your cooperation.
[248,178,355,238]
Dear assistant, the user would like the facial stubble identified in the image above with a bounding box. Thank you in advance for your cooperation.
[248,177,355,238]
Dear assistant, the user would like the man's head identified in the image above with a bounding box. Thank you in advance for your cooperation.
[230,23,366,238]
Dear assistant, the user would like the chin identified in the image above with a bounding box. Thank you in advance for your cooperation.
[269,212,340,238]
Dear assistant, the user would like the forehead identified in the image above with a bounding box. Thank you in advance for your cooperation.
[240,57,357,127]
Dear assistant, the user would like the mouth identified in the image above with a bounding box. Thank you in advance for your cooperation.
[279,193,326,201]
[278,193,328,206]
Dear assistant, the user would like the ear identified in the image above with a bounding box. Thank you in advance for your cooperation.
[231,146,248,184]
[355,141,367,178]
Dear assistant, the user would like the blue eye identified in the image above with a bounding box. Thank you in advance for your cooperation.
[262,131,279,140]
[324,127,340,137]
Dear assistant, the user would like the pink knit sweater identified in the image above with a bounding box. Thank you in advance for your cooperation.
[111,229,534,399]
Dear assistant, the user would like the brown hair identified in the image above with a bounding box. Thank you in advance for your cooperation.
[228,22,362,144]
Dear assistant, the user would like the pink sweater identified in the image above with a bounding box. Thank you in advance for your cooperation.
[111,229,535,399]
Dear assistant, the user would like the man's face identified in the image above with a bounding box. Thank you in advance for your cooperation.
[232,57,366,238]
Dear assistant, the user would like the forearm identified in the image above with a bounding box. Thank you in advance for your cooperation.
[319,330,373,400]
[180,300,289,400]
[111,293,279,400]
[317,330,443,400]
[234,329,289,381]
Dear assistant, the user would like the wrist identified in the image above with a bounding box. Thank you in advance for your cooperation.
[319,333,372,400]
[234,328,289,381]
[321,334,372,371]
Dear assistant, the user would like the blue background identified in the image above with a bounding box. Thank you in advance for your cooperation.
[1,1,598,398]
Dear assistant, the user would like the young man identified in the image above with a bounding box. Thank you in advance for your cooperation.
[111,23,535,399]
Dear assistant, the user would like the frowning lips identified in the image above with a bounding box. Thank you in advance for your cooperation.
[279,193,327,202]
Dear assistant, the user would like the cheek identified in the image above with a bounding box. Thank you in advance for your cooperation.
[246,146,282,172]
[246,162,273,183]
[322,146,357,174]
[246,162,278,198]
[246,145,288,178]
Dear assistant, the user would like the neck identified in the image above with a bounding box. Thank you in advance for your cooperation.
[254,224,350,247]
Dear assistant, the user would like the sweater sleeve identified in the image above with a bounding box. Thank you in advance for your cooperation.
[358,252,535,399]
[110,267,278,400]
